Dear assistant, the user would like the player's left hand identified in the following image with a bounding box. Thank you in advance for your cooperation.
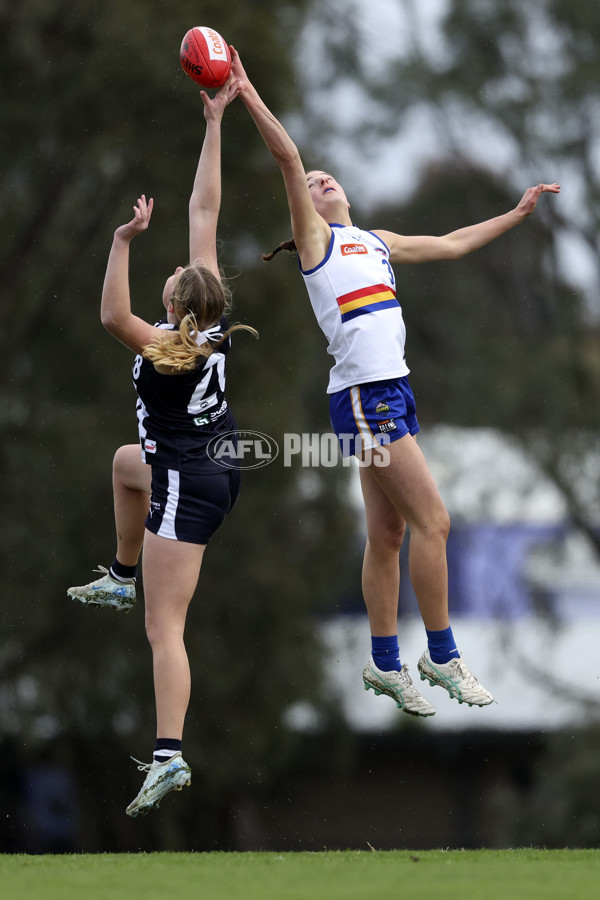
[114,195,154,240]
[516,183,560,217]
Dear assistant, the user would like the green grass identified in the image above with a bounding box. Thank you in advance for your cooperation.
[1,849,599,900]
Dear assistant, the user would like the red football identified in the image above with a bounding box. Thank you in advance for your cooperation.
[180,26,232,89]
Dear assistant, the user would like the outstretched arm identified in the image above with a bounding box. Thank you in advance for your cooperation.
[189,76,239,274]
[230,47,330,270]
[100,195,162,353]
[375,183,561,265]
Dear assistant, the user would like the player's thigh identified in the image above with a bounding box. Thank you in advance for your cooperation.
[365,433,448,533]
[359,463,406,547]
[142,530,205,631]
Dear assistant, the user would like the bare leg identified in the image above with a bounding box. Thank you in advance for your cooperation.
[112,445,151,567]
[142,530,205,739]
[360,434,450,632]
[359,436,494,708]
[359,467,406,634]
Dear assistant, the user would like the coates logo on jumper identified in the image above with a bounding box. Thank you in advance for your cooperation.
[207,430,279,470]
[341,243,368,256]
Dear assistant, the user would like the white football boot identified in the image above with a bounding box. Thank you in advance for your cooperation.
[67,565,136,612]
[363,657,436,717]
[126,753,192,818]
[417,649,494,707]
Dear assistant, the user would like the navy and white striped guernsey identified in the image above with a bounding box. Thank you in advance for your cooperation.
[132,315,237,475]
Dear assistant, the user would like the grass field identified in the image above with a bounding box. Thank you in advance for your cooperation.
[1,849,599,900]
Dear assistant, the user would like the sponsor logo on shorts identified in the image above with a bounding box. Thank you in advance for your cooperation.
[375,401,390,414]
[207,430,279,470]
[145,439,157,453]
[193,415,210,426]
[341,243,368,256]
[377,419,397,433]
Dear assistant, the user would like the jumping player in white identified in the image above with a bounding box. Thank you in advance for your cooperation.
[231,47,560,717]
[68,75,257,815]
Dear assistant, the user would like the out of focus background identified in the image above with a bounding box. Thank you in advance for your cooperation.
[2,0,600,852]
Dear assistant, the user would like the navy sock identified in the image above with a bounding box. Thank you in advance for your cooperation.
[371,635,402,672]
[426,626,460,664]
[153,738,182,763]
[110,558,137,582]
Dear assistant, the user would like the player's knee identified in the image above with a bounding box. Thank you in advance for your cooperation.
[145,621,171,651]
[428,506,450,542]
[410,502,450,543]
[113,443,150,493]
[389,520,407,550]
[144,608,170,647]
[112,445,133,488]
[144,613,160,647]
[145,610,185,648]
[113,445,128,473]
[369,519,406,554]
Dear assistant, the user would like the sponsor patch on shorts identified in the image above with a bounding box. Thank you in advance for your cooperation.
[329,376,420,457]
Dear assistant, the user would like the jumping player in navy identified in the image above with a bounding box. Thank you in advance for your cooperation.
[68,75,256,815]
[231,48,560,718]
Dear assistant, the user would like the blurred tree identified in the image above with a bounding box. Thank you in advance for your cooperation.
[4,0,600,851]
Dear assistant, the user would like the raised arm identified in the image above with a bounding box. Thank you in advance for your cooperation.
[100,195,164,354]
[230,47,330,270]
[189,77,239,274]
[375,183,561,265]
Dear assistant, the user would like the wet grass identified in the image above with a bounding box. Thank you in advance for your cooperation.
[1,848,599,900]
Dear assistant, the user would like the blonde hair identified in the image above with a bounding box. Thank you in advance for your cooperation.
[143,262,257,371]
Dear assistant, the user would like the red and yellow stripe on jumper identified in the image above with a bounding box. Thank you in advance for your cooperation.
[336,282,398,323]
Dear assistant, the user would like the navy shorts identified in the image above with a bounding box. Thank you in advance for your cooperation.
[329,376,420,457]
[145,466,241,544]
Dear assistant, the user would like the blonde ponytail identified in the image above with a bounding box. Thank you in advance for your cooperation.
[143,314,257,372]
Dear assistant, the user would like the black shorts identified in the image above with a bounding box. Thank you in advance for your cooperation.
[145,466,241,545]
